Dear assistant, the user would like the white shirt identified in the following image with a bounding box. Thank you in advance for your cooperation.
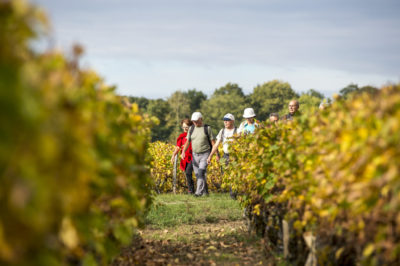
[216,127,236,154]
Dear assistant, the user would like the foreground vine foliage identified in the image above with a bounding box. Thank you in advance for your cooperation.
[0,1,153,265]
[225,84,400,265]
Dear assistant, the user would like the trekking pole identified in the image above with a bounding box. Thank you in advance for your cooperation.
[172,154,178,194]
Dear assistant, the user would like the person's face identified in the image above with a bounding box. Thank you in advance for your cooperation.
[182,123,190,132]
[192,118,203,127]
[246,117,255,124]
[270,116,278,123]
[224,120,234,129]
[289,101,299,114]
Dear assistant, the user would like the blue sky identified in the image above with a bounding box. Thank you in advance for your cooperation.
[33,0,400,99]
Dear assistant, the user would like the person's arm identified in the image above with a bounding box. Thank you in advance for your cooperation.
[171,146,180,164]
[207,139,221,164]
[213,128,222,160]
[214,139,221,162]
[180,140,189,160]
[237,122,244,135]
[208,128,221,164]
[212,139,220,160]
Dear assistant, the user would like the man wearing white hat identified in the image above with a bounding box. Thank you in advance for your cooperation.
[207,113,237,165]
[207,113,238,199]
[238,107,259,134]
[181,112,215,197]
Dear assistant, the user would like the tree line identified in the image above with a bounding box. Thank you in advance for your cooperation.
[128,81,378,142]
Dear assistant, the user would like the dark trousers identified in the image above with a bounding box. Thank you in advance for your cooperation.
[223,153,230,166]
[185,161,195,194]
[223,153,237,200]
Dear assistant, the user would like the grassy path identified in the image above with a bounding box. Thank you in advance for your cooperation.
[113,193,269,265]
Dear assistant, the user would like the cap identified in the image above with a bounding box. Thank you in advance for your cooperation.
[191,112,203,121]
[223,113,235,121]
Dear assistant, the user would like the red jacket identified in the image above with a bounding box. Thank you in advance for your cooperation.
[176,132,192,171]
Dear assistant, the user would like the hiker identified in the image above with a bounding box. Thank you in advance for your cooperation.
[283,100,300,121]
[238,108,259,134]
[207,113,237,165]
[171,118,195,194]
[181,112,216,197]
[319,100,329,110]
[207,113,237,199]
[269,113,279,124]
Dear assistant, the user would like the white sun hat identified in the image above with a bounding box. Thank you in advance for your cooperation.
[243,108,256,118]
[191,111,203,121]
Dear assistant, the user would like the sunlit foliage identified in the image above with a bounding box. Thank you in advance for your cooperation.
[0,1,153,264]
[225,84,400,264]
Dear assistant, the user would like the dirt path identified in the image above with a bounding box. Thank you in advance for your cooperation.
[113,219,269,265]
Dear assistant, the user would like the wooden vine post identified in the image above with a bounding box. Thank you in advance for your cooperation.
[172,154,178,194]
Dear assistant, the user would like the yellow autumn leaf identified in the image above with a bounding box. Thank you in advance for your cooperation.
[363,244,375,257]
[59,217,79,250]
[335,247,344,259]
[253,204,261,216]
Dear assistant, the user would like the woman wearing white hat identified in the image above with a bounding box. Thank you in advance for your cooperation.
[238,107,259,135]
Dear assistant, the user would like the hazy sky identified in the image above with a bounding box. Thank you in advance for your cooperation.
[33,0,400,99]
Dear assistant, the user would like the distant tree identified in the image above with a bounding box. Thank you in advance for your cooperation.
[249,80,299,121]
[167,91,191,142]
[127,90,207,142]
[340,84,379,99]
[306,89,325,99]
[212,82,245,97]
[183,89,207,114]
[201,83,247,135]
[339,84,359,99]
[297,93,323,114]
[146,99,173,141]
[359,85,379,95]
[128,96,149,111]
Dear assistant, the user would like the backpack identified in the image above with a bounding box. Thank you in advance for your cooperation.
[220,127,237,143]
[188,124,212,149]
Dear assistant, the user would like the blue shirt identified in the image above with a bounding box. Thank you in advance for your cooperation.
[244,123,256,134]
[238,121,259,134]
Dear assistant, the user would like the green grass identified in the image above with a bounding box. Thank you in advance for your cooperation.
[123,193,269,265]
[145,193,243,228]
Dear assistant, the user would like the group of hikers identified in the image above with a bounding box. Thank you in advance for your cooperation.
[171,100,301,197]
